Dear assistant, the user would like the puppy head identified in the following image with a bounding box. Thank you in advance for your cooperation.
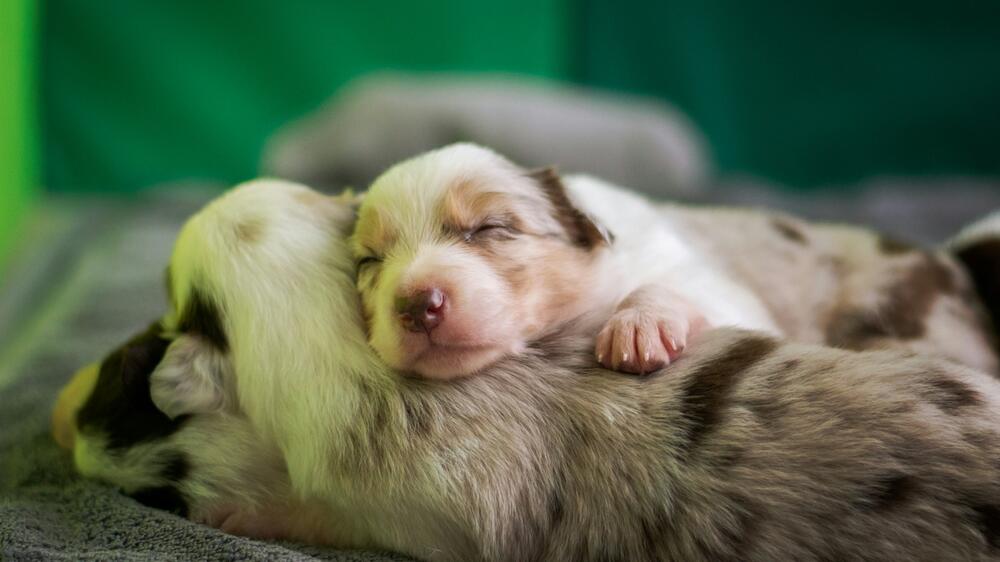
[52,179,360,535]
[352,143,611,379]
[52,179,356,498]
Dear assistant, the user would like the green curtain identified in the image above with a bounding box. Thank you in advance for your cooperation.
[42,0,569,192]
[0,0,38,270]
[42,0,1000,192]
[578,0,1000,187]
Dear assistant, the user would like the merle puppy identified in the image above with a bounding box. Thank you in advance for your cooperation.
[55,180,1000,561]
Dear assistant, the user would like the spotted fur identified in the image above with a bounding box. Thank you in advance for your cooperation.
[55,180,1000,561]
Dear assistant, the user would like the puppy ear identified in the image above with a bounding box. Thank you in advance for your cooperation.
[149,335,229,419]
[527,167,613,249]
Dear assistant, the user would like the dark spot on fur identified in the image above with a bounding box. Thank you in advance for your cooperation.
[594,549,628,562]
[161,453,189,482]
[363,385,390,437]
[713,444,746,469]
[883,255,956,338]
[956,239,1000,339]
[164,266,175,310]
[971,504,1000,549]
[640,510,666,555]
[679,335,778,453]
[547,489,565,528]
[771,218,806,244]
[744,396,787,428]
[76,323,187,450]
[924,373,981,414]
[527,167,612,248]
[178,287,228,352]
[567,417,595,448]
[724,495,762,557]
[879,235,916,255]
[825,309,891,350]
[129,485,188,517]
[826,255,955,348]
[402,396,431,436]
[864,474,915,511]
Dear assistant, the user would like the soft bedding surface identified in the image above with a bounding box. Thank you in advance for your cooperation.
[1,181,998,560]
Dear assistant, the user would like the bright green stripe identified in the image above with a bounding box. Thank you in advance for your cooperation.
[0,0,38,272]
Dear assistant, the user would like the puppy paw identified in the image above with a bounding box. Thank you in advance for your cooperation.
[595,306,695,374]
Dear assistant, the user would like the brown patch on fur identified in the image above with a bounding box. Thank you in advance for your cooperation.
[234,217,265,244]
[826,254,956,348]
[882,255,956,338]
[924,373,982,414]
[679,335,778,452]
[527,167,611,248]
[770,218,806,244]
[444,177,606,336]
[825,309,890,350]
[440,179,516,233]
[864,474,916,511]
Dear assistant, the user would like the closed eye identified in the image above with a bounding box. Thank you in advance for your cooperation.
[356,256,383,274]
[464,220,517,242]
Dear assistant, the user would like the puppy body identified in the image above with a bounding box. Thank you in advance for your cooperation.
[663,204,999,374]
[59,180,1000,561]
[563,174,781,330]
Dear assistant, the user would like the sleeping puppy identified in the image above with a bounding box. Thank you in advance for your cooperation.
[354,143,998,378]
[54,180,1000,561]
[352,143,778,377]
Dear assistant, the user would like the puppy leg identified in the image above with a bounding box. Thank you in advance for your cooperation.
[595,284,707,374]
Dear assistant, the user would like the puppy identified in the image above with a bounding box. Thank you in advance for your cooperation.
[355,143,999,378]
[352,144,777,378]
[55,180,1000,561]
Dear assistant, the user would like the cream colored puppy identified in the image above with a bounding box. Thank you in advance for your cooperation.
[352,143,777,378]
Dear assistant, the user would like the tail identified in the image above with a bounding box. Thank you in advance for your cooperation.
[949,211,1000,331]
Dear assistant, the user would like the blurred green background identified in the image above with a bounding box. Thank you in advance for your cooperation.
[3,0,1000,268]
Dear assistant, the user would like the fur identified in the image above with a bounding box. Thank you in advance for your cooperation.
[353,145,777,377]
[55,179,1000,561]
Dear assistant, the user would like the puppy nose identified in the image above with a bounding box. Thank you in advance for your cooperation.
[396,288,447,333]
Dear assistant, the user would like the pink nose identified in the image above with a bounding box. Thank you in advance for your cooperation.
[396,288,447,333]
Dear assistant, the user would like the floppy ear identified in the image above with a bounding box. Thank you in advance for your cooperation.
[527,167,613,249]
[149,335,229,419]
